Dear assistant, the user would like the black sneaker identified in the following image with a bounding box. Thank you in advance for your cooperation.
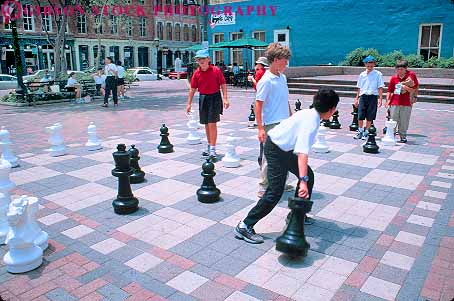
[398,138,407,143]
[353,131,363,139]
[202,151,210,157]
[234,223,264,244]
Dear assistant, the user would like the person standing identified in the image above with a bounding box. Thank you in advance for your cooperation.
[386,60,419,143]
[248,57,268,91]
[235,88,340,244]
[175,56,182,80]
[93,68,106,97]
[186,49,229,159]
[116,61,126,100]
[354,55,384,139]
[102,57,118,107]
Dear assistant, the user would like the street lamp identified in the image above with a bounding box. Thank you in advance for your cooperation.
[153,37,161,77]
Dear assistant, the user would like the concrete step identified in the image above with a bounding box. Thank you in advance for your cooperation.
[288,88,454,103]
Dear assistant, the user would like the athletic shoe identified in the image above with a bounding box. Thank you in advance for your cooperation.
[354,131,363,139]
[398,138,407,143]
[362,130,368,140]
[285,213,315,225]
[202,151,210,157]
[234,223,264,244]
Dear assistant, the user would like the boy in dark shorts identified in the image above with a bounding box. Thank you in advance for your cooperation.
[186,49,229,158]
[354,55,384,139]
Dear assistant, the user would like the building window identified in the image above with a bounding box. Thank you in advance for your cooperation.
[253,31,266,61]
[183,24,189,41]
[166,23,172,40]
[77,15,87,33]
[140,17,147,37]
[175,24,181,41]
[231,32,243,65]
[213,33,224,63]
[191,25,197,42]
[110,16,119,35]
[156,0,163,11]
[95,15,103,34]
[41,13,52,32]
[174,0,180,13]
[126,17,133,36]
[419,24,442,60]
[157,22,163,39]
[23,5,35,31]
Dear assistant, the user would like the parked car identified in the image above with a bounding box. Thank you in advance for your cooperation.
[168,69,188,80]
[127,67,167,81]
[0,74,17,90]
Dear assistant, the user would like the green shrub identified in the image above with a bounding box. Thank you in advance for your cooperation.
[342,48,365,66]
[423,56,439,68]
[379,50,405,67]
[436,57,454,68]
[405,54,425,68]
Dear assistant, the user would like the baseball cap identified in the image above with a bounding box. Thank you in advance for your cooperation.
[363,55,375,63]
[194,49,210,59]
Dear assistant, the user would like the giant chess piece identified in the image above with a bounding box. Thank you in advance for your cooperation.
[295,99,302,112]
[312,125,329,153]
[222,134,240,168]
[197,158,220,203]
[186,113,201,145]
[276,196,313,257]
[322,119,331,127]
[248,104,256,128]
[0,126,19,167]
[363,126,380,154]
[86,122,103,151]
[45,123,66,157]
[329,110,341,129]
[25,196,48,251]
[157,124,174,153]
[128,145,145,184]
[3,197,43,273]
[112,144,139,214]
[382,119,397,146]
[383,109,391,135]
[0,159,15,245]
[349,104,359,132]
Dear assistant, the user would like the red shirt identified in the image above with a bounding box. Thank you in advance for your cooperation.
[190,65,226,95]
[388,71,419,106]
[253,68,265,91]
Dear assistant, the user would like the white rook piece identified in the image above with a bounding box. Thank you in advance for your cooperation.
[3,197,43,273]
[26,196,48,251]
[186,113,201,145]
[222,134,240,168]
[0,126,19,168]
[312,124,329,153]
[382,119,397,146]
[86,122,103,151]
[45,123,66,157]
[0,159,15,245]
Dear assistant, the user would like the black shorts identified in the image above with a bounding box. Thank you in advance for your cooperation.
[358,94,378,121]
[199,91,223,124]
[96,84,102,91]
[117,78,125,85]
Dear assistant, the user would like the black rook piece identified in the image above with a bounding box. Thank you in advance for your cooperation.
[276,196,313,257]
[349,104,359,131]
[248,104,255,122]
[112,144,139,214]
[295,99,302,112]
[329,110,341,129]
[157,124,174,153]
[363,125,380,154]
[197,158,220,203]
[129,145,145,184]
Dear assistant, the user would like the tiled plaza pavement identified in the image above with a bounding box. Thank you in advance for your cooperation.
[1,80,454,301]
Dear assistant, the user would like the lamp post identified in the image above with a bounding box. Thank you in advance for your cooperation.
[153,37,161,79]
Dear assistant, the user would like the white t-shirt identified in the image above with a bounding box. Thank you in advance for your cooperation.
[117,66,125,78]
[66,77,77,87]
[356,69,384,96]
[256,70,290,125]
[104,63,118,76]
[268,108,320,155]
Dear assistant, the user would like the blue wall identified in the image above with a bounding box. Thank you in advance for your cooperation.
[208,0,454,66]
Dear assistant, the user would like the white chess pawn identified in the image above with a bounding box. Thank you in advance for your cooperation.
[186,113,201,145]
[86,122,103,151]
[0,159,15,245]
[3,197,43,273]
[312,125,330,153]
[45,123,66,157]
[382,119,397,146]
[0,126,19,167]
[25,196,48,251]
[222,134,240,168]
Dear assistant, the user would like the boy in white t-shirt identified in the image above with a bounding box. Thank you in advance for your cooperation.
[235,88,340,244]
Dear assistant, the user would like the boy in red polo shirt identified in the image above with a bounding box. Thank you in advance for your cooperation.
[386,60,418,143]
[186,49,229,158]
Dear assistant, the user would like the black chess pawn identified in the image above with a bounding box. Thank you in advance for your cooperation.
[129,145,145,184]
[349,104,359,131]
[276,196,313,257]
[197,158,220,203]
[363,125,380,154]
[295,99,302,112]
[157,124,174,153]
[112,144,139,215]
[322,119,331,127]
[329,110,341,129]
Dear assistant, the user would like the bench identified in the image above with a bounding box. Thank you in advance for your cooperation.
[24,81,76,106]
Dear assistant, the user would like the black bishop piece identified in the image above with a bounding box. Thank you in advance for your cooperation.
[248,104,255,122]
[112,144,139,214]
[295,99,302,112]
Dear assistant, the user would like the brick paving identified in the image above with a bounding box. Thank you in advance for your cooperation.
[0,80,454,300]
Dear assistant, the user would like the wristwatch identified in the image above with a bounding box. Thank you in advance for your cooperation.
[299,175,309,182]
